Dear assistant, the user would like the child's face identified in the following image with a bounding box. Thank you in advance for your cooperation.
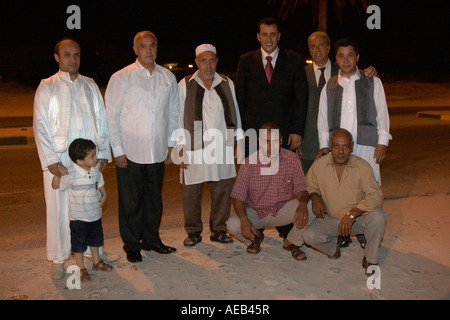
[77,148,98,168]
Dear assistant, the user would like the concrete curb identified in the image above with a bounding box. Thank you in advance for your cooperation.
[416,111,450,120]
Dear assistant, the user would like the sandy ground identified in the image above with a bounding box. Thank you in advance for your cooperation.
[0,81,449,306]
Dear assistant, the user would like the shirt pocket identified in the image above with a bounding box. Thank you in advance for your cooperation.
[279,175,294,196]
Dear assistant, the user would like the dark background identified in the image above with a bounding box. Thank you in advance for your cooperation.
[0,0,448,86]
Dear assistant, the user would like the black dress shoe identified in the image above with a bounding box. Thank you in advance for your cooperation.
[145,243,177,254]
[126,251,142,263]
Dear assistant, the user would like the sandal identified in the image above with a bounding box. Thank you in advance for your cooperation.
[283,244,307,261]
[184,234,202,247]
[210,232,233,244]
[80,268,91,282]
[93,261,113,272]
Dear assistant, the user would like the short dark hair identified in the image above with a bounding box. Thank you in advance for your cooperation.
[260,122,280,131]
[258,17,280,33]
[335,37,359,55]
[54,37,79,55]
[68,138,96,163]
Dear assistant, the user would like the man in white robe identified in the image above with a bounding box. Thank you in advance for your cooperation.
[33,38,119,280]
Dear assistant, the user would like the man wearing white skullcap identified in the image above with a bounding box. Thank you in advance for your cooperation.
[175,44,244,247]
[195,43,216,56]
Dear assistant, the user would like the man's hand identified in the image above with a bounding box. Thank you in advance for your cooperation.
[288,134,302,151]
[374,144,387,164]
[338,214,355,236]
[240,218,257,241]
[48,162,66,177]
[315,147,329,160]
[363,66,378,78]
[293,202,309,229]
[114,155,127,168]
[164,147,173,165]
[175,147,189,169]
[310,193,326,219]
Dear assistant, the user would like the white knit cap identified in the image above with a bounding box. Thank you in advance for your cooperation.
[195,43,216,57]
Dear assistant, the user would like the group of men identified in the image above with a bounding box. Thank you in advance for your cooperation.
[33,17,391,281]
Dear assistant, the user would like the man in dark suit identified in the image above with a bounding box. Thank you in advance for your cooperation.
[235,17,308,156]
[235,17,308,239]
[301,31,339,174]
[301,31,377,174]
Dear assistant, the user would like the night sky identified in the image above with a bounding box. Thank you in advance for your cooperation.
[0,0,448,86]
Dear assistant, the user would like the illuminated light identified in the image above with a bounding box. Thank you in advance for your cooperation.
[306,60,313,64]
[188,64,194,68]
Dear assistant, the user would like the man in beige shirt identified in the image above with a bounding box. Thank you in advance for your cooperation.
[303,128,386,275]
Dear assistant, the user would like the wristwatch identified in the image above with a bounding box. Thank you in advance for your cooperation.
[346,212,356,220]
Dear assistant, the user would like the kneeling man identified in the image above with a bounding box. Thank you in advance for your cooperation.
[303,128,387,274]
[227,122,313,260]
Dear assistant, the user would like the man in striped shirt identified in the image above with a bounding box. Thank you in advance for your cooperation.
[226,122,314,260]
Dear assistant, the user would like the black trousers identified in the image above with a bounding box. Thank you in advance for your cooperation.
[116,160,165,253]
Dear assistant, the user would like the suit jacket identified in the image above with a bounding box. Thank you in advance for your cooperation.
[301,61,339,161]
[235,48,308,146]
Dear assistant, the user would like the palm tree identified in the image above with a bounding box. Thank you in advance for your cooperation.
[267,0,377,32]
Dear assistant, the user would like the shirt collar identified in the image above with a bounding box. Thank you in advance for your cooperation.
[313,59,331,72]
[57,70,78,83]
[73,163,91,174]
[135,58,159,76]
[338,67,361,82]
[325,154,357,168]
[261,47,280,61]
[257,147,287,164]
[191,70,224,89]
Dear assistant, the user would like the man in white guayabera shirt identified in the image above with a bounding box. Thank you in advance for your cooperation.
[105,31,179,264]
[33,38,119,281]
[316,37,392,185]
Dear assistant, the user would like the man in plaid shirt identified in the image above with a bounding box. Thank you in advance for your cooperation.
[226,122,314,260]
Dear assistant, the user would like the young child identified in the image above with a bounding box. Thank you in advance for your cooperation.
[52,138,113,282]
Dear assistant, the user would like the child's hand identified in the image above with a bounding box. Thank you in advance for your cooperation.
[99,194,106,207]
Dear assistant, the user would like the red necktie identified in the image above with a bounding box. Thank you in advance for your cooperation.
[265,56,273,83]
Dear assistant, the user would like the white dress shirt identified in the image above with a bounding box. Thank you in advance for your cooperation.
[177,71,244,185]
[317,69,392,183]
[261,47,280,69]
[105,59,179,164]
[313,59,332,87]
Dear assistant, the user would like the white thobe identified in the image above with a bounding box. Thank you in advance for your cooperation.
[177,72,244,185]
[33,71,111,262]
[318,69,392,184]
